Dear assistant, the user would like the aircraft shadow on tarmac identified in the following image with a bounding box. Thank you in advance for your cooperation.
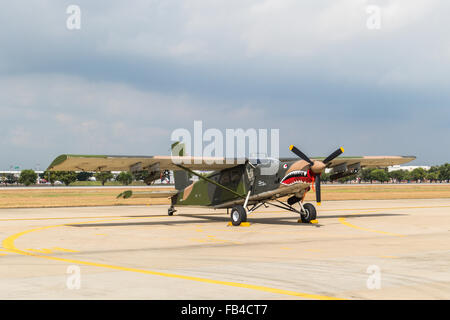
[67,212,406,228]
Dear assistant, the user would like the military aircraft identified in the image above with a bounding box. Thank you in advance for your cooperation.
[47,143,415,226]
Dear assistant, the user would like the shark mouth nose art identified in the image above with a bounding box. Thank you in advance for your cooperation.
[280,170,309,185]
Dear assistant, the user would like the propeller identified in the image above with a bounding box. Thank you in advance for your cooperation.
[289,145,344,205]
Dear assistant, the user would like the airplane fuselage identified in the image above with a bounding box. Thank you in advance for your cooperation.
[171,160,315,208]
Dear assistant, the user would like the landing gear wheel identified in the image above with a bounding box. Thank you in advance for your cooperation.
[230,205,247,226]
[168,206,176,216]
[300,203,316,223]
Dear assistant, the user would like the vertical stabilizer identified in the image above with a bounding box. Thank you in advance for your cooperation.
[171,142,192,191]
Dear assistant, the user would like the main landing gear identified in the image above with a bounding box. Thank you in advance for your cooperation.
[299,202,317,223]
[230,205,247,226]
[227,200,317,226]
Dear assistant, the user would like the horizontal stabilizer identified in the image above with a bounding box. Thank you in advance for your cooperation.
[116,190,178,199]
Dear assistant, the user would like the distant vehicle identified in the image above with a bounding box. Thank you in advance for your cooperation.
[54,181,63,185]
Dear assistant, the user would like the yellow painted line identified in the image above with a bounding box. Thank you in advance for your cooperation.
[1,219,344,300]
[52,247,80,253]
[338,216,405,237]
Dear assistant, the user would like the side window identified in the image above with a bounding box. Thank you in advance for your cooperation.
[219,172,230,185]
[231,170,241,183]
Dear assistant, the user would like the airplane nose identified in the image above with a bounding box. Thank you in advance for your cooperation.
[310,161,326,174]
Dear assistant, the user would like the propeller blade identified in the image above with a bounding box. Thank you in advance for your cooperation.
[289,145,314,165]
[315,174,321,205]
[323,147,344,164]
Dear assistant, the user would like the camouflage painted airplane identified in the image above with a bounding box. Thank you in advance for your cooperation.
[48,143,415,226]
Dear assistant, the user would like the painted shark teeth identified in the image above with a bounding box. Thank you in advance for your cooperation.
[280,170,308,185]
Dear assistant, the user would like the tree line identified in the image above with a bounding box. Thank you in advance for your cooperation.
[1,164,449,186]
[321,163,450,184]
[0,170,146,186]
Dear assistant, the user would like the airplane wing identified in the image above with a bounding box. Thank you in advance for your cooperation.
[47,154,246,172]
[321,155,416,168]
[279,155,416,168]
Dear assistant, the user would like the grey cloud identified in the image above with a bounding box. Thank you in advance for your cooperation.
[0,1,449,168]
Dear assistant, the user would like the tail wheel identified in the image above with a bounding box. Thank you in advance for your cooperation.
[230,205,247,226]
[168,207,176,216]
[301,203,316,223]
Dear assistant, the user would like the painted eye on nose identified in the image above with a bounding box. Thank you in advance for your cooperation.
[283,163,288,169]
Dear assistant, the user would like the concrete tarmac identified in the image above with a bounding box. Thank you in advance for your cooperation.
[1,199,449,300]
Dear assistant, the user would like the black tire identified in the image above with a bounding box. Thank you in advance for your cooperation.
[230,205,247,226]
[301,203,316,223]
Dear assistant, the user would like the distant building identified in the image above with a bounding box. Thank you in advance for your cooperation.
[388,165,430,172]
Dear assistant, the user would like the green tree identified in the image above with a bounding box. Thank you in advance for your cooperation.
[370,169,389,183]
[42,170,58,185]
[337,174,357,184]
[95,171,113,186]
[76,171,93,181]
[55,171,78,186]
[426,171,439,183]
[320,171,331,183]
[388,170,407,183]
[133,170,149,182]
[116,171,133,186]
[5,174,18,185]
[410,168,426,182]
[359,168,374,183]
[19,169,37,186]
[438,163,450,182]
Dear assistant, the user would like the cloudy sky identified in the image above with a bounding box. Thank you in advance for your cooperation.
[1,0,449,169]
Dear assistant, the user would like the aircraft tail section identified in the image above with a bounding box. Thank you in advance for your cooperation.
[171,142,192,191]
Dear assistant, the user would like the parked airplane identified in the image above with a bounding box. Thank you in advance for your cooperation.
[48,143,415,226]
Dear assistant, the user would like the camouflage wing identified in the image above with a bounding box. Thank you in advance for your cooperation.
[279,155,416,168]
[213,183,310,209]
[48,154,246,172]
[322,155,416,169]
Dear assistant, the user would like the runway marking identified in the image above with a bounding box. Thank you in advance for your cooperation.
[337,210,405,237]
[25,247,80,254]
[52,247,80,253]
[2,218,344,300]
